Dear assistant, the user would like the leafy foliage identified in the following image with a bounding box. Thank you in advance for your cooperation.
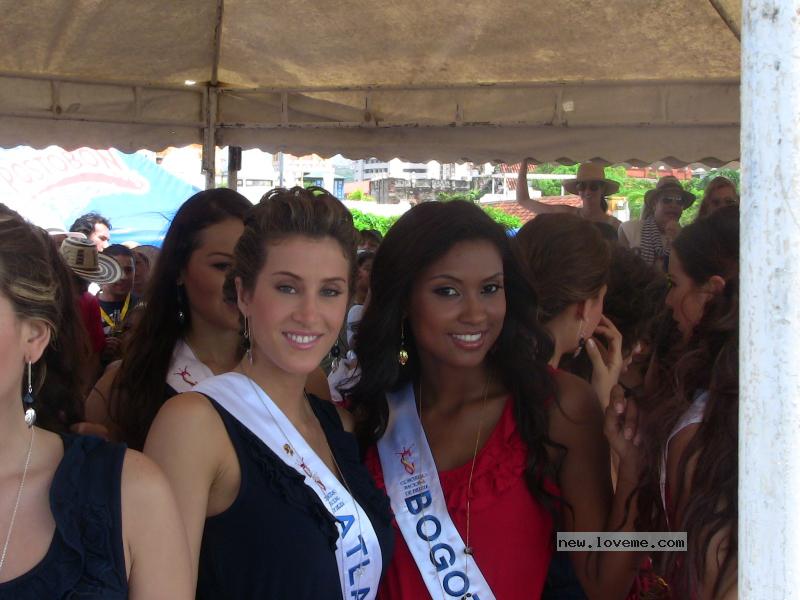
[349,203,521,236]
[349,209,398,235]
[481,206,522,229]
[346,189,375,201]
[436,189,486,203]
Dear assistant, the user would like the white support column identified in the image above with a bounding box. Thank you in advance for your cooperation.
[740,1,800,597]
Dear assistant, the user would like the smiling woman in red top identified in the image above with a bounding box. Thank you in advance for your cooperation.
[349,200,640,599]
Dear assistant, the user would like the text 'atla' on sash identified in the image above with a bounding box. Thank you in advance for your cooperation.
[193,372,383,600]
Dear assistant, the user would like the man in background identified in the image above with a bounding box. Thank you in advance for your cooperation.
[70,212,112,251]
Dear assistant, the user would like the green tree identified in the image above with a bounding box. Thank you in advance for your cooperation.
[346,189,375,202]
[349,209,398,235]
[481,206,522,229]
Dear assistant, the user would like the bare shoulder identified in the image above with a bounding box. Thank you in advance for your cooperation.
[145,391,229,460]
[120,448,174,502]
[550,369,602,423]
[154,391,221,427]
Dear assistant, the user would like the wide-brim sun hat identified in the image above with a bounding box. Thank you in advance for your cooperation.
[59,237,123,285]
[564,162,621,196]
[644,175,696,209]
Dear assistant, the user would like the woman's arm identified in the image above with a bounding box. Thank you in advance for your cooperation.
[122,449,193,599]
[516,159,573,215]
[143,392,230,588]
[549,373,641,600]
[78,360,123,440]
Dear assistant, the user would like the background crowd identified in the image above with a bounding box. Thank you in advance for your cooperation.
[0,162,739,600]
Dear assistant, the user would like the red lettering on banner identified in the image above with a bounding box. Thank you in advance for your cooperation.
[12,163,33,184]
[97,149,124,172]
[79,148,100,168]
[22,159,45,182]
[47,154,68,172]
[32,156,50,178]
[0,167,15,192]
[64,149,82,171]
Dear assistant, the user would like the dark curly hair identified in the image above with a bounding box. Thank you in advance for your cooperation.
[347,200,561,519]
[636,205,739,598]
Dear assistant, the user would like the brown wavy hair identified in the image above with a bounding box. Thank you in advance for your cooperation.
[696,176,739,221]
[223,186,359,307]
[512,213,611,325]
[635,205,739,597]
[0,205,88,431]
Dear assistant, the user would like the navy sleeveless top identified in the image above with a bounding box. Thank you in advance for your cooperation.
[196,394,394,600]
[0,434,128,599]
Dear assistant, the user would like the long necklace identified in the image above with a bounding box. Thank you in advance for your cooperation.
[417,375,490,599]
[240,371,366,592]
[0,426,35,578]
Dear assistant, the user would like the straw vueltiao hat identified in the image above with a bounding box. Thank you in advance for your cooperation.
[564,163,620,196]
[60,238,123,285]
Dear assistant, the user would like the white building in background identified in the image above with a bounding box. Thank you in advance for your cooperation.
[352,158,475,182]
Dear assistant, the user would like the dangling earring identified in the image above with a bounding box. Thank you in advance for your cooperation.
[329,340,342,372]
[23,360,36,428]
[573,319,586,358]
[244,315,253,365]
[398,321,409,366]
[177,285,186,325]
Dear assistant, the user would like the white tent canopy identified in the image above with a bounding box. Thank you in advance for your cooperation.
[0,0,740,166]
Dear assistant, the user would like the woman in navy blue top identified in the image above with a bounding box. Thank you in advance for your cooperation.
[0,208,192,599]
[145,187,393,599]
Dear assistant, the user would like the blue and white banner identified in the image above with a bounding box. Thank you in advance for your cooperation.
[195,372,382,600]
[0,146,199,246]
[378,383,496,600]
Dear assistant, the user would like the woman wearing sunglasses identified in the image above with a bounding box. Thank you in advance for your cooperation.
[517,161,622,235]
[619,176,696,271]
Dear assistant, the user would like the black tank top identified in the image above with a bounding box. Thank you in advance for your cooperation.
[196,394,394,599]
[0,435,127,599]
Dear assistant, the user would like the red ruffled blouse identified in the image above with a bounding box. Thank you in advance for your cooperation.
[364,396,558,600]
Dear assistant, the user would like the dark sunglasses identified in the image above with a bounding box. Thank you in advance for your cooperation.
[576,181,603,192]
[659,195,684,206]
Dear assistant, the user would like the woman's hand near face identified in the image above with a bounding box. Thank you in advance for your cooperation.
[584,315,624,411]
[604,385,643,470]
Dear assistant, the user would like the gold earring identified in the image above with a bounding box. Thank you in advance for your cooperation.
[398,321,409,366]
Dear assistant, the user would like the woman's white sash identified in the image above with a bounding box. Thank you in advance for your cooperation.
[194,372,383,600]
[377,383,496,600]
[166,340,214,393]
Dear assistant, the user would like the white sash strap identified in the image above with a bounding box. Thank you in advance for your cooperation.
[377,383,496,600]
[194,373,382,600]
[166,340,215,394]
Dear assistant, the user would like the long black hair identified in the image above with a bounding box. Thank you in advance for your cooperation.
[348,200,559,511]
[112,188,252,450]
[637,205,739,597]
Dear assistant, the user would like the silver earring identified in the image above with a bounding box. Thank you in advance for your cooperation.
[23,360,36,428]
[244,315,253,365]
[573,320,586,358]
